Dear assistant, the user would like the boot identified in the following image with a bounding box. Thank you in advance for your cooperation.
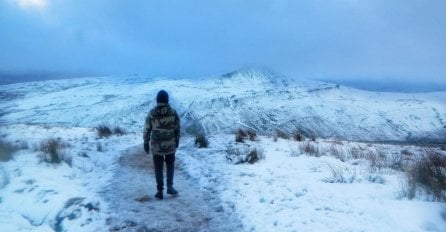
[155,190,163,200]
[167,186,178,195]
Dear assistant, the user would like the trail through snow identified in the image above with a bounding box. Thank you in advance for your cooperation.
[102,145,242,232]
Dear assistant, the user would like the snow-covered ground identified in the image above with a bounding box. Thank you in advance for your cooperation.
[180,135,446,231]
[0,125,141,231]
[1,72,445,231]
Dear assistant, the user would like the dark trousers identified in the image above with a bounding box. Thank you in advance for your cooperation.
[153,153,175,191]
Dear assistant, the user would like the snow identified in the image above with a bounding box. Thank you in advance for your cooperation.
[180,136,446,232]
[1,71,445,141]
[0,125,141,231]
[0,72,445,231]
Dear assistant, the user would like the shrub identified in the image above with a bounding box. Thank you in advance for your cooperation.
[329,144,345,161]
[275,129,290,140]
[246,129,257,141]
[324,163,356,183]
[349,147,365,159]
[367,174,385,184]
[389,152,405,172]
[39,138,72,166]
[225,143,264,164]
[0,139,17,162]
[112,126,126,136]
[293,131,304,141]
[404,150,446,201]
[365,150,378,171]
[195,134,209,148]
[401,149,414,156]
[300,141,320,157]
[96,125,112,138]
[236,129,247,143]
[246,148,264,164]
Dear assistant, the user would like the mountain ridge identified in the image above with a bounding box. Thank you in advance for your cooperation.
[0,69,445,143]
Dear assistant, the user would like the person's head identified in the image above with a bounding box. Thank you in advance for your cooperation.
[156,90,169,104]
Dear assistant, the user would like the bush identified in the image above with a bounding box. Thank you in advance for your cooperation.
[39,138,72,166]
[329,144,345,161]
[275,129,290,140]
[293,131,304,141]
[404,150,446,201]
[349,147,365,159]
[401,149,414,156]
[246,129,257,141]
[96,125,112,138]
[300,141,320,157]
[195,134,209,148]
[236,129,247,143]
[225,143,264,164]
[365,150,387,173]
[246,148,264,164]
[324,163,356,183]
[112,126,126,136]
[0,139,17,162]
[389,152,405,171]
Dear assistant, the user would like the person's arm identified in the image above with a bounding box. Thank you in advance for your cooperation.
[143,113,152,153]
[174,111,180,148]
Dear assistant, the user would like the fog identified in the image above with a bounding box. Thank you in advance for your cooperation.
[1,0,445,89]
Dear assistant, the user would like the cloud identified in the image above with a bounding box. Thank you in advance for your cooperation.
[0,0,445,82]
[16,0,47,9]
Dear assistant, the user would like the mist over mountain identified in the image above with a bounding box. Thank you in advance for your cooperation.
[322,79,446,93]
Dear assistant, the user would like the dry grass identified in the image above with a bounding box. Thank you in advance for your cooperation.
[246,129,257,141]
[225,143,264,164]
[325,163,356,183]
[300,141,320,157]
[38,138,72,166]
[96,124,113,138]
[403,149,446,201]
[329,144,345,161]
[195,133,209,148]
[236,129,247,143]
[112,126,127,136]
[292,130,304,141]
[0,139,17,162]
[275,129,290,140]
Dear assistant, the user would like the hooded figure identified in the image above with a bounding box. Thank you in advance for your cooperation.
[144,90,180,199]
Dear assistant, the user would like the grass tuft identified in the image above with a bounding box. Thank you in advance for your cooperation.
[195,133,209,148]
[96,124,113,138]
[38,138,72,166]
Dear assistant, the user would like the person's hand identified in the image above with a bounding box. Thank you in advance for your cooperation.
[144,141,150,154]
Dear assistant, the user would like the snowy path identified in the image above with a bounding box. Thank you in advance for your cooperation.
[102,145,242,232]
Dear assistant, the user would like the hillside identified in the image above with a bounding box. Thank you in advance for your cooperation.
[1,70,445,142]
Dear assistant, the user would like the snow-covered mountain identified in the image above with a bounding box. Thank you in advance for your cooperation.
[1,69,445,143]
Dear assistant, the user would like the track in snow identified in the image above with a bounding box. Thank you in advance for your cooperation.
[102,145,242,232]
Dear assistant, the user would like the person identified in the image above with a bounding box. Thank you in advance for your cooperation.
[143,90,180,199]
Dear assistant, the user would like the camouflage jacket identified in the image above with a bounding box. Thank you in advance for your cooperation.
[144,103,180,156]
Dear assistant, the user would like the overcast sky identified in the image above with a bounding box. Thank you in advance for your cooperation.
[1,0,445,82]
